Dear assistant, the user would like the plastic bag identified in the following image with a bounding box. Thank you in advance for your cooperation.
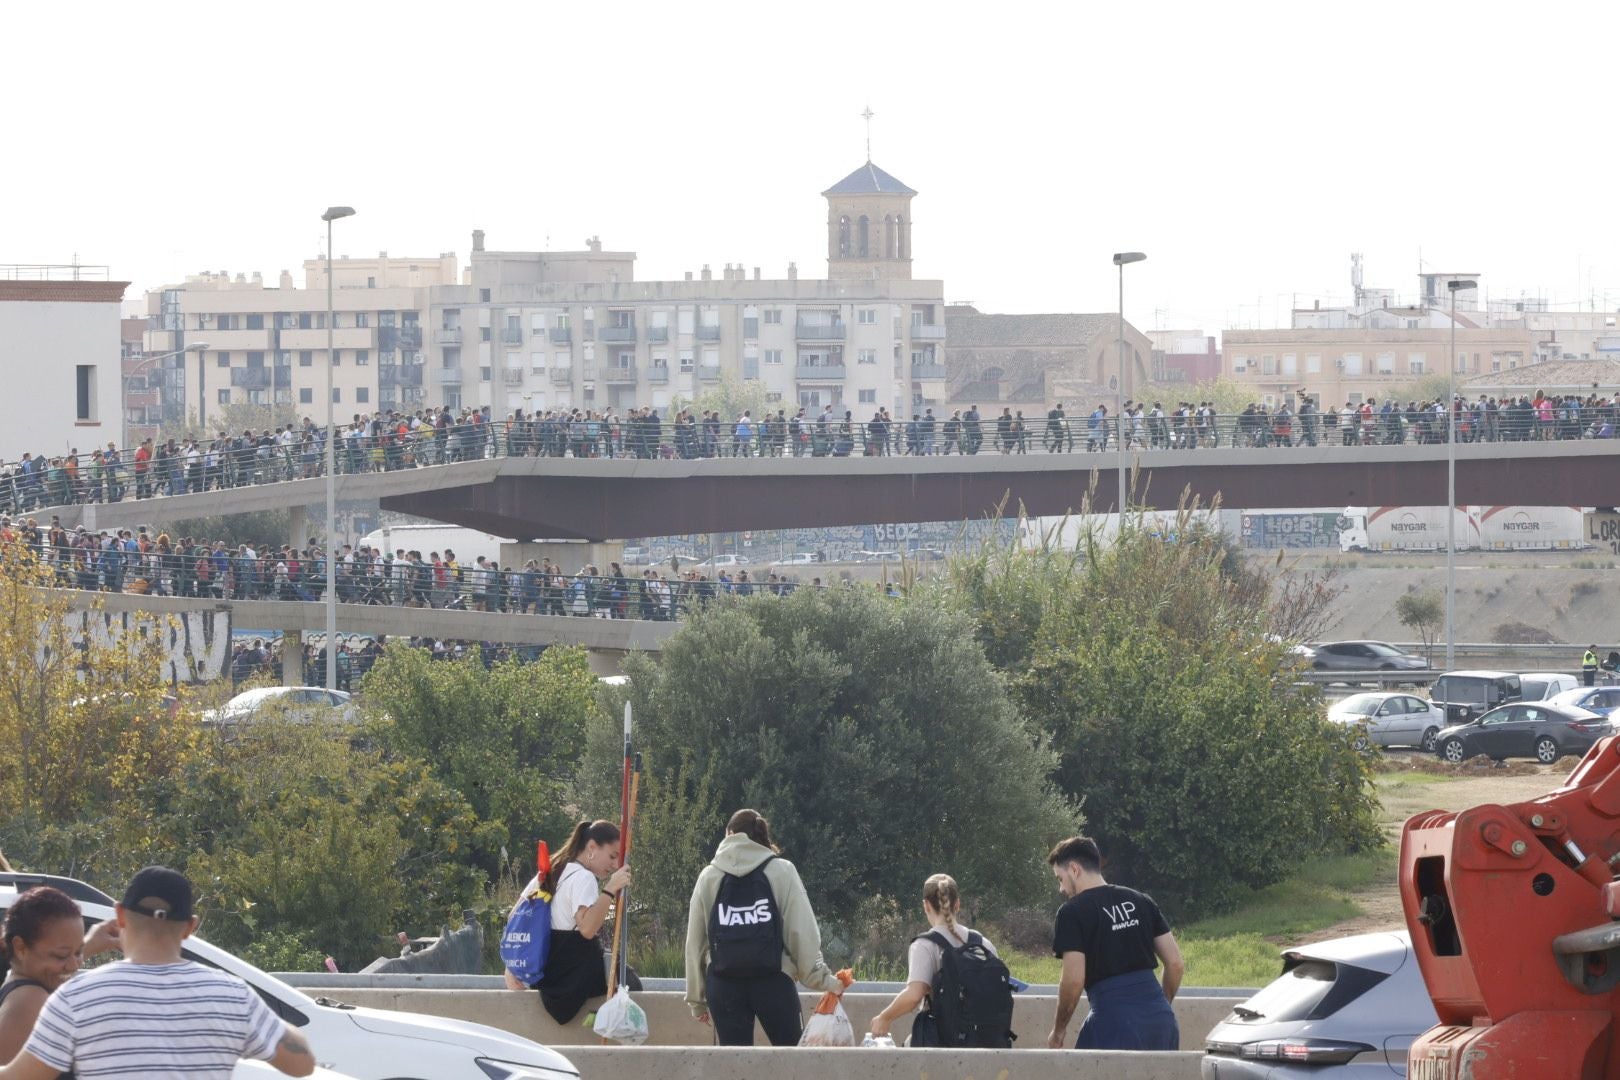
[798,968,856,1048]
[592,986,649,1046]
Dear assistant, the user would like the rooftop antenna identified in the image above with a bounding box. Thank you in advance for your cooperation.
[862,105,874,162]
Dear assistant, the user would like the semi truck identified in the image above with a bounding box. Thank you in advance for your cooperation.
[1338,506,1586,553]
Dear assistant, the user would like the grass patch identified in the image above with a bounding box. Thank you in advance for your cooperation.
[999,934,1281,989]
[1176,849,1391,941]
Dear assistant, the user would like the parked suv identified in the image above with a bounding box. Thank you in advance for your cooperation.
[1427,670,1521,726]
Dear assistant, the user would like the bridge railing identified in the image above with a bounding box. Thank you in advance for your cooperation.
[8,407,1617,515]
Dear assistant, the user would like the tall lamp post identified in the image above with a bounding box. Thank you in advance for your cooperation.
[1445,278,1476,670]
[322,206,356,691]
[124,342,208,446]
[1112,252,1147,515]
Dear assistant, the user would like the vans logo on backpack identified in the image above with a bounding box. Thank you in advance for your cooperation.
[717,899,773,926]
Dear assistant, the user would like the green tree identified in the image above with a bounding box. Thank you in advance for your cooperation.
[673,372,774,421]
[359,643,597,868]
[1395,588,1445,665]
[948,506,1380,921]
[577,587,1080,934]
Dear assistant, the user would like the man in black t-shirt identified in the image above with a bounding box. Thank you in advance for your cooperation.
[1046,836,1183,1051]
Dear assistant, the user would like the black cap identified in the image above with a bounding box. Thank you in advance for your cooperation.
[122,866,194,921]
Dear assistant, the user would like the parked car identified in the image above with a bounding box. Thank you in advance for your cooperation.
[1427,670,1522,726]
[770,552,820,566]
[1203,931,1436,1078]
[694,553,749,569]
[201,687,357,726]
[1518,671,1581,702]
[1433,701,1611,765]
[1310,641,1428,672]
[1327,693,1442,752]
[852,549,903,563]
[0,874,579,1080]
[1548,685,1620,716]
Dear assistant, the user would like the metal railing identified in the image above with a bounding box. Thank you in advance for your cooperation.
[9,409,1620,516]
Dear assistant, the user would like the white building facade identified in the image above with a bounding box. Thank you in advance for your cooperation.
[0,275,127,460]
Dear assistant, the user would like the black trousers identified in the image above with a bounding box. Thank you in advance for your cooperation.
[706,969,801,1046]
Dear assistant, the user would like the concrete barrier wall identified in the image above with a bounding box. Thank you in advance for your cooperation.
[324,989,1236,1052]
[562,1046,1202,1080]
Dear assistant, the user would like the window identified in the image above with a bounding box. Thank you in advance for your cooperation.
[245,313,264,330]
[1408,353,1427,374]
[555,352,570,369]
[331,351,341,367]
[479,366,492,382]
[651,352,669,369]
[332,388,342,403]
[530,351,546,373]
[299,351,313,367]
[75,365,97,421]
[217,389,231,405]
[299,388,313,404]
[765,349,783,365]
[678,308,695,335]
[247,351,265,368]
[858,389,876,403]
[1376,353,1395,375]
[1261,355,1276,375]
[1455,353,1468,374]
[858,309,877,324]
[1342,352,1364,376]
[1281,354,1297,376]
[555,312,570,331]
[1305,354,1321,374]
[506,350,523,369]
[679,350,694,372]
[507,314,520,331]
[479,288,491,302]
[858,349,877,364]
[216,352,230,368]
[246,390,267,405]
[764,309,783,325]
[380,311,396,327]
[355,349,369,366]
[275,350,291,367]
[480,327,491,341]
[1230,355,1248,373]
[356,387,370,403]
[702,347,720,369]
[531,313,545,333]
[355,313,369,328]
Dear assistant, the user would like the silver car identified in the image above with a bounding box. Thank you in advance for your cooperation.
[1327,693,1442,752]
[1202,931,1435,1078]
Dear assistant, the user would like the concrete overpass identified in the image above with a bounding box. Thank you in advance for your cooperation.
[34,439,1620,541]
[66,590,675,680]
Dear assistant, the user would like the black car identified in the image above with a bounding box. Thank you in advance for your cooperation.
[1434,701,1612,765]
[1311,640,1429,672]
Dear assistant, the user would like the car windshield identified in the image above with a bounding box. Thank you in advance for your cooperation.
[1336,694,1384,716]
[1435,678,1488,706]
[1521,679,1549,700]
[1228,959,1338,1023]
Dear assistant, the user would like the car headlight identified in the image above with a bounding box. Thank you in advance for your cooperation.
[476,1058,579,1080]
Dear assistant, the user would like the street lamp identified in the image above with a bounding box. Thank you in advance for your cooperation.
[1112,252,1146,517]
[322,205,356,692]
[124,341,208,446]
[1445,278,1476,670]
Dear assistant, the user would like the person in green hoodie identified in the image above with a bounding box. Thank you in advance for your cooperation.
[684,808,844,1046]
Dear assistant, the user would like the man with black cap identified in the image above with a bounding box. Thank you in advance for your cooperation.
[0,866,315,1079]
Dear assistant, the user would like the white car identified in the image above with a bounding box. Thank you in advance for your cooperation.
[1519,672,1582,702]
[770,553,819,566]
[202,687,359,726]
[0,877,578,1080]
[1327,692,1443,752]
[695,553,749,568]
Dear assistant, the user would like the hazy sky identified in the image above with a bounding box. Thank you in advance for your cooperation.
[10,0,1620,335]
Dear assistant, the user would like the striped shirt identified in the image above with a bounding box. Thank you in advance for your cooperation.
[23,960,285,1079]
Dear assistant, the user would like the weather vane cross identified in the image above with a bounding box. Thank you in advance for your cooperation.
[862,105,874,161]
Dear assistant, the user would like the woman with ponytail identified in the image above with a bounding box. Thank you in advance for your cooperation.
[868,874,1003,1044]
[684,808,843,1046]
[504,819,631,1024]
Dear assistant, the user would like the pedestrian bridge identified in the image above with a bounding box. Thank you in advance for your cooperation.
[36,439,1620,541]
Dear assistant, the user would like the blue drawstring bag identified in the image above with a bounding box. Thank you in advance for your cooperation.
[501,843,554,985]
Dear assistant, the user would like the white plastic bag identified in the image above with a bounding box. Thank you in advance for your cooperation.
[592,986,649,1045]
[799,1000,855,1047]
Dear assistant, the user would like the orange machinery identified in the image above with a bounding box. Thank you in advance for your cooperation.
[1401,736,1620,1078]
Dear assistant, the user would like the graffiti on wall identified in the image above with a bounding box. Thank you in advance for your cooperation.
[66,609,232,684]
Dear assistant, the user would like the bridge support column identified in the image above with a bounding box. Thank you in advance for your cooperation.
[288,505,309,549]
[284,631,306,687]
[586,648,628,677]
[500,540,625,574]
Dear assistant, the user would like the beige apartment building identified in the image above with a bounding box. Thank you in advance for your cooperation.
[429,161,945,417]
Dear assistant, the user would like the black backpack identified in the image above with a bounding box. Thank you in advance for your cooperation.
[916,930,1015,1048]
[708,857,783,979]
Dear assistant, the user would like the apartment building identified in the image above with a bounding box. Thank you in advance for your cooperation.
[0,269,126,459]
[142,255,458,431]
[429,161,945,417]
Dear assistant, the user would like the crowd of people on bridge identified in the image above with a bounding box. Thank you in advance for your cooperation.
[3,388,1610,514]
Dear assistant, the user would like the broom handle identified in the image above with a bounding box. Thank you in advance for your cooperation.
[602,769,641,1042]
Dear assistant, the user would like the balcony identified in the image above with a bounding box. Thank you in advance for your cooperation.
[550,366,573,384]
[502,369,524,386]
[199,327,273,351]
[549,327,572,344]
[743,359,760,380]
[796,362,846,381]
[380,364,424,389]
[911,324,947,341]
[795,322,846,341]
[910,362,948,380]
[646,325,669,343]
[647,366,669,384]
[581,366,598,383]
[501,328,524,344]
[604,365,637,384]
[697,325,721,341]
[699,365,722,381]
[435,368,463,385]
[600,325,637,343]
[397,325,424,349]
[434,327,463,345]
[230,367,271,389]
